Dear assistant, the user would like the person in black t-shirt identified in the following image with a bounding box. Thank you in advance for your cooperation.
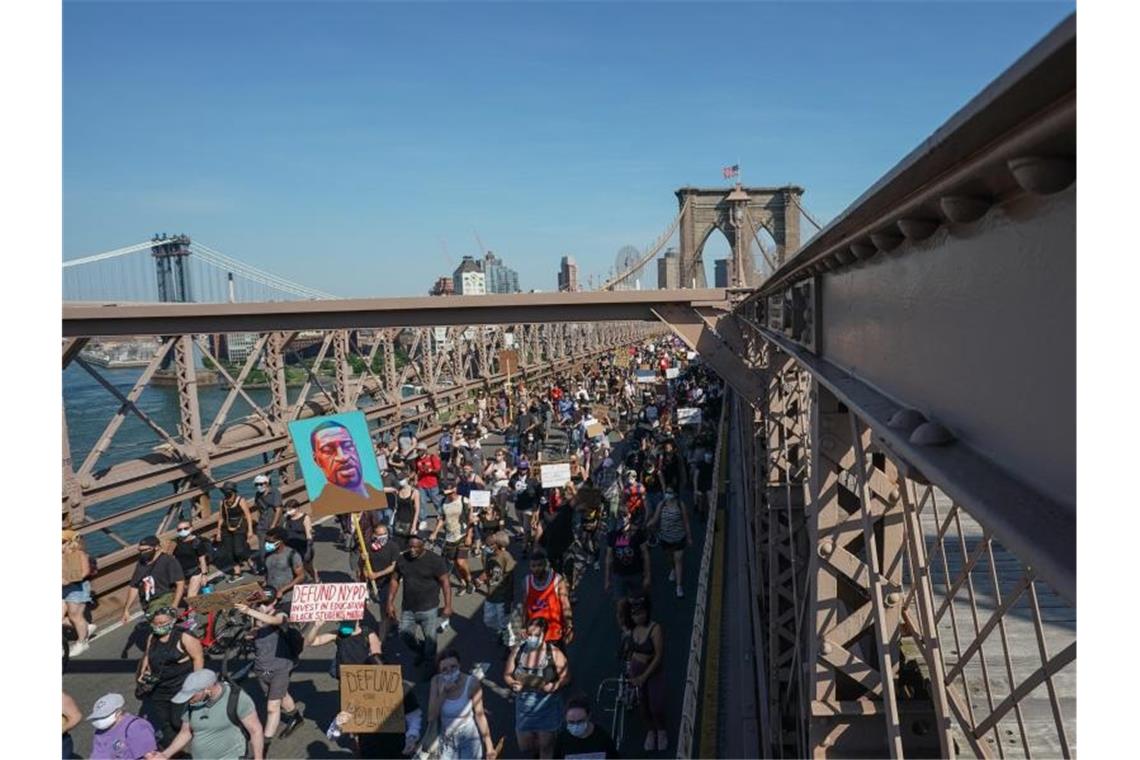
[604,508,650,630]
[122,536,185,622]
[171,520,211,598]
[386,536,452,670]
[361,523,401,620]
[554,693,620,758]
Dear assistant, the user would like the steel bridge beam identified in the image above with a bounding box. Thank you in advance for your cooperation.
[62,289,728,337]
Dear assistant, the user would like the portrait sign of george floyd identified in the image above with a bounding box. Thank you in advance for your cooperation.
[288,411,385,518]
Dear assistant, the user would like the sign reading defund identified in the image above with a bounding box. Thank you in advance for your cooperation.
[339,665,405,733]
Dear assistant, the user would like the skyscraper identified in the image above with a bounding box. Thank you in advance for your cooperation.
[452,256,487,295]
[657,249,680,289]
[714,258,730,287]
[482,252,521,294]
[558,255,579,292]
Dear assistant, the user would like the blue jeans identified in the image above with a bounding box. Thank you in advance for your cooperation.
[399,607,441,662]
[419,486,442,521]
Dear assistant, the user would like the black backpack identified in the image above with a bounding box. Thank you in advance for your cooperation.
[281,623,305,662]
[221,676,251,747]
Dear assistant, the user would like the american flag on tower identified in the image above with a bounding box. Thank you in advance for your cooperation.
[722,164,740,179]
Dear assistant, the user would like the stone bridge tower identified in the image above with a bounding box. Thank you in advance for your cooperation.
[675,185,804,288]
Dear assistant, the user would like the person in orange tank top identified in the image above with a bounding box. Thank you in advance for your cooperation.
[522,548,574,647]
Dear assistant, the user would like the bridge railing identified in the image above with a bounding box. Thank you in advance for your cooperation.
[63,320,665,626]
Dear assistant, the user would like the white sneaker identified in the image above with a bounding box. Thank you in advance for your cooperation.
[69,641,90,657]
[87,622,98,638]
[676,585,684,598]
[668,569,675,582]
[644,732,658,752]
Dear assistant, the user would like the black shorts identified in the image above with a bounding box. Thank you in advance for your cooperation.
[444,542,469,561]
[660,539,686,553]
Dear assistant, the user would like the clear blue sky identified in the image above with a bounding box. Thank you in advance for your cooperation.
[63,1,1074,297]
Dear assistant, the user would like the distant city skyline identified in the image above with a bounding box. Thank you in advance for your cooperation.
[63,1,1073,297]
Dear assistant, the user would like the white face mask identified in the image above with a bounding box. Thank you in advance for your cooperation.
[441,670,461,686]
[526,634,542,648]
[91,713,118,731]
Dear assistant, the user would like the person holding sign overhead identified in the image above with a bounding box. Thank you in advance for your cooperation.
[307,420,389,519]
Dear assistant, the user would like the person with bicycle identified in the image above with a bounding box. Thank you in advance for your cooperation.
[623,596,668,752]
[136,606,205,747]
[505,617,571,759]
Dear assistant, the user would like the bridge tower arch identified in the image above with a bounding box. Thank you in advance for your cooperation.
[675,185,804,287]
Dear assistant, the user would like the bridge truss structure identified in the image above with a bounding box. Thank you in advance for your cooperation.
[61,14,1075,759]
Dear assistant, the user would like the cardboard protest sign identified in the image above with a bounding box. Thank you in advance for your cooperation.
[592,403,611,420]
[468,489,491,508]
[339,665,405,733]
[498,349,519,376]
[287,411,386,519]
[289,583,369,622]
[665,367,680,380]
[188,582,264,614]
[614,354,630,368]
[677,407,703,426]
[541,462,572,488]
[687,351,697,360]
[585,421,605,439]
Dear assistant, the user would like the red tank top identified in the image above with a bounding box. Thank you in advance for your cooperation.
[525,572,564,642]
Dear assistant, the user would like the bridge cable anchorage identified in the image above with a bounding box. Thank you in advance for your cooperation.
[190,241,339,300]
[601,197,691,291]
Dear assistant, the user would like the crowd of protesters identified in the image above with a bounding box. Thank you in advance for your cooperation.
[63,338,723,759]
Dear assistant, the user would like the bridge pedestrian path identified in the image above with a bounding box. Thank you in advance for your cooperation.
[62,425,715,759]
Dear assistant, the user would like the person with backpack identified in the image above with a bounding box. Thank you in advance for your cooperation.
[233,587,304,755]
[136,607,204,747]
[62,528,96,656]
[262,527,305,602]
[150,669,264,760]
[87,692,158,760]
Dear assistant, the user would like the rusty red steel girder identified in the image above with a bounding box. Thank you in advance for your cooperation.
[64,319,666,625]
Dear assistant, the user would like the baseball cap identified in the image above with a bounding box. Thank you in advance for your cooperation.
[86,693,125,721]
[172,669,219,704]
[253,475,269,485]
[221,481,237,494]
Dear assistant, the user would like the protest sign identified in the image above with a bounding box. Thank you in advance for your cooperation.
[468,489,491,508]
[665,367,680,380]
[287,411,385,519]
[686,351,697,360]
[188,582,264,614]
[339,665,405,733]
[585,421,605,439]
[677,407,703,426]
[614,354,629,368]
[541,462,572,488]
[289,583,369,623]
[635,370,657,384]
[592,403,611,420]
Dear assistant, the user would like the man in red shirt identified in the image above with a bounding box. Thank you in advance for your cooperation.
[414,442,443,530]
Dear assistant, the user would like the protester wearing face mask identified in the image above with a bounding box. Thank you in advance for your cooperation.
[361,523,400,616]
[425,649,497,760]
[623,596,669,752]
[136,607,204,747]
[504,618,571,759]
[262,527,305,602]
[391,474,420,550]
[87,692,158,760]
[478,531,517,648]
[149,669,263,760]
[305,617,383,678]
[122,536,185,624]
[552,693,618,759]
[523,548,574,648]
[171,521,210,599]
[645,488,692,598]
[252,474,282,575]
[604,507,651,630]
[281,500,319,582]
[214,481,256,580]
[233,587,304,753]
